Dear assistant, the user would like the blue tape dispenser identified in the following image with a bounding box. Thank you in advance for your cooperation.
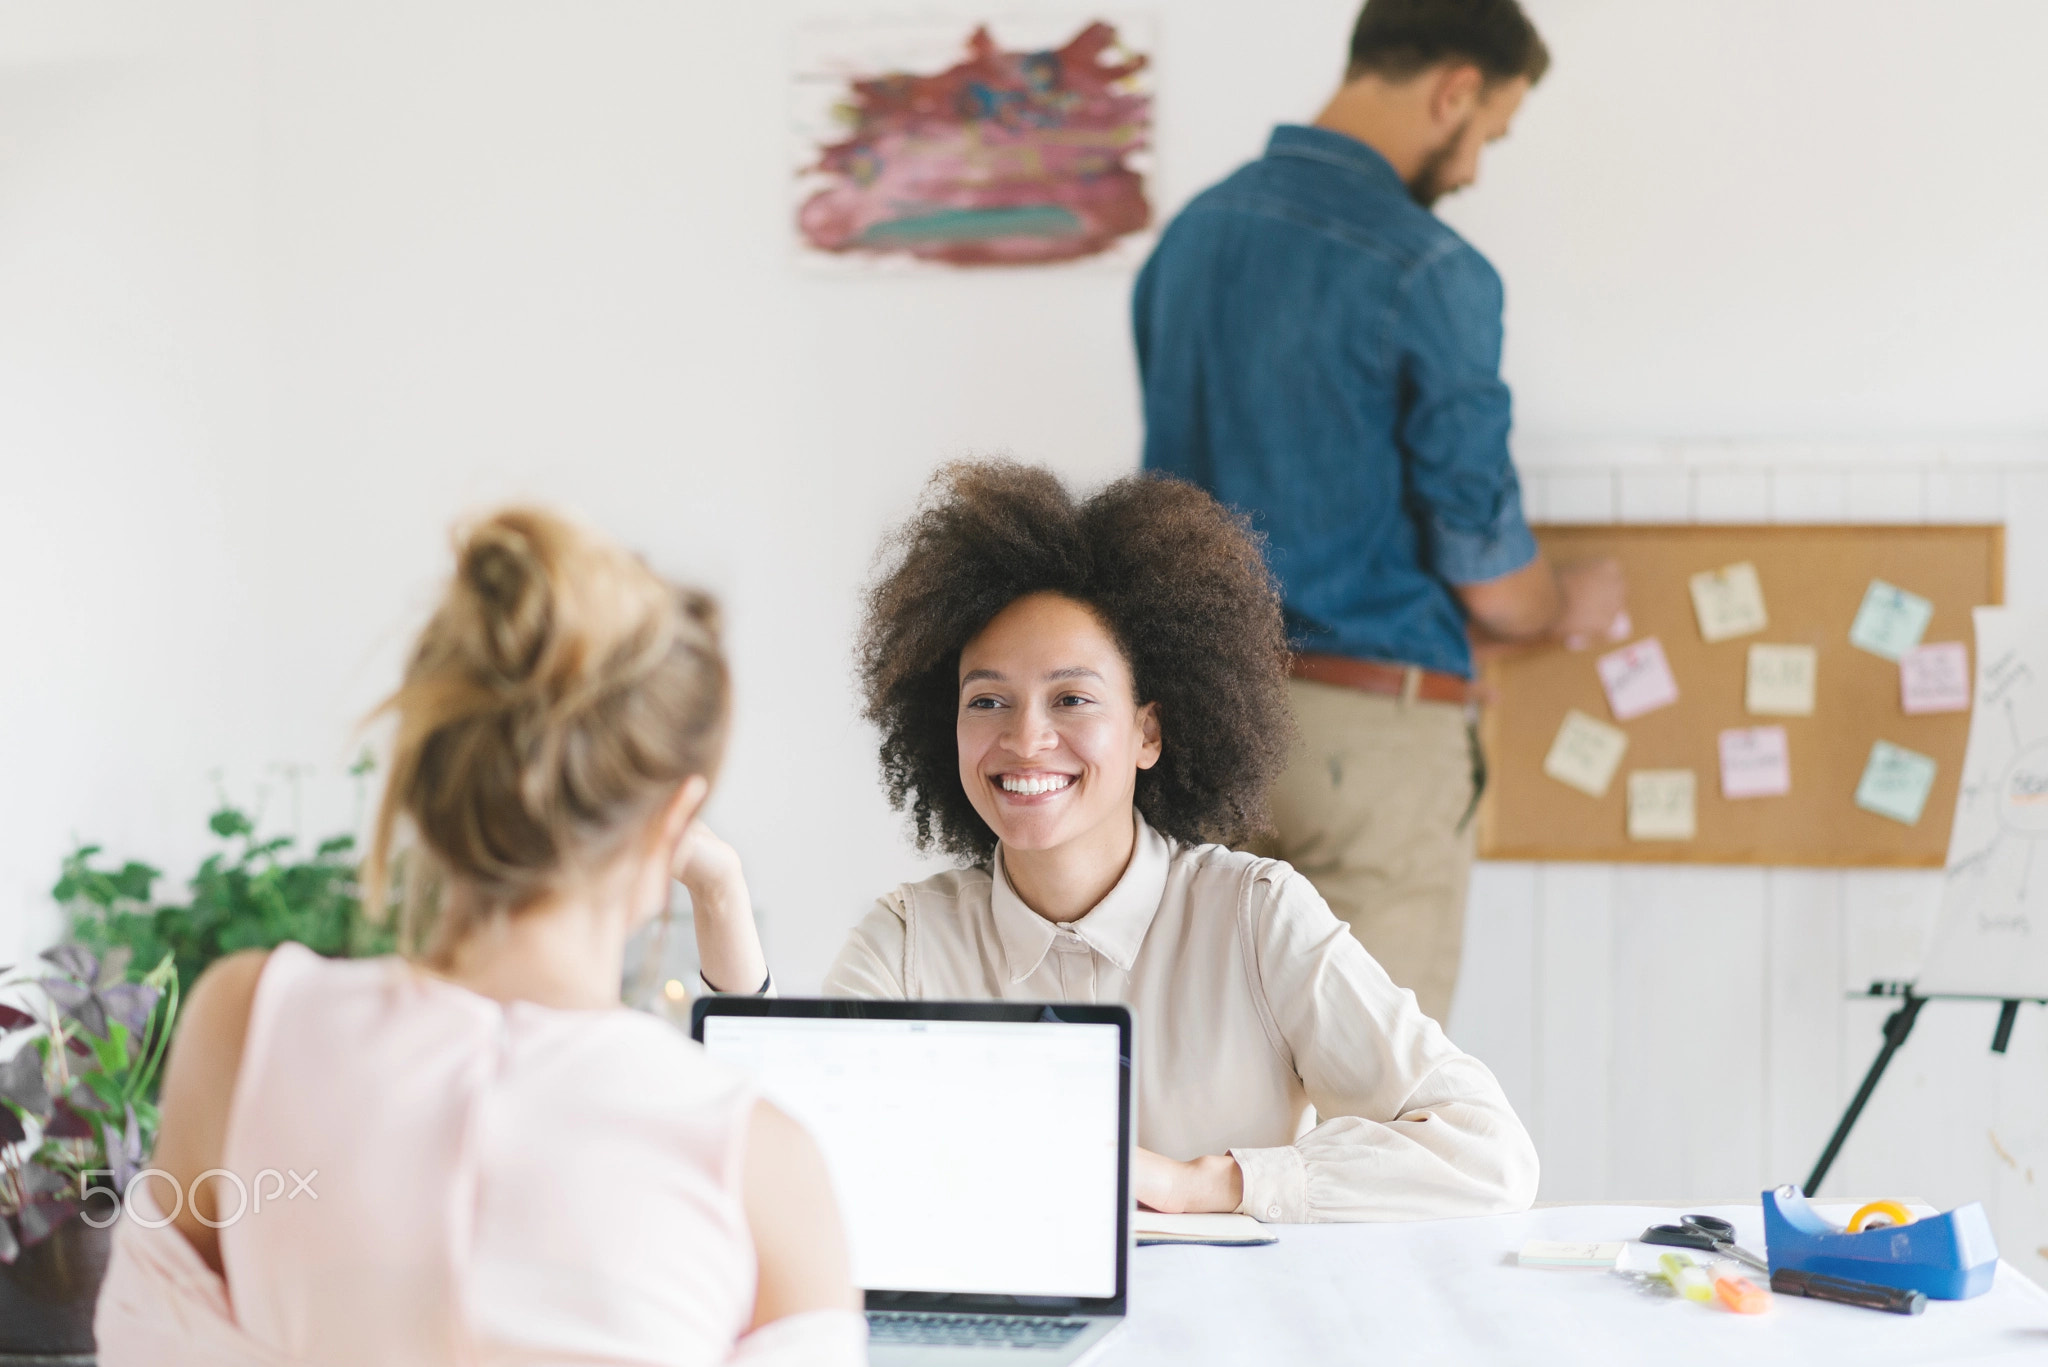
[1761,1185,1998,1300]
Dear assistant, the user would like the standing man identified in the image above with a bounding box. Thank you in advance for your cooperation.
[1134,0,1625,1026]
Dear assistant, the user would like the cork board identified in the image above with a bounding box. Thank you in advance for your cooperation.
[1477,524,2004,867]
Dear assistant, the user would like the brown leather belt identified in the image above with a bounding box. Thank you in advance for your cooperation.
[1288,652,1476,705]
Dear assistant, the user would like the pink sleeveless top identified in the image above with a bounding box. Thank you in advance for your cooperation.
[210,943,765,1366]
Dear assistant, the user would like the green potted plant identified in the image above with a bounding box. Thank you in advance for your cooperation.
[57,803,393,995]
[0,945,177,1355]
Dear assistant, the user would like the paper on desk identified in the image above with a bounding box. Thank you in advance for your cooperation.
[1688,562,1768,643]
[1856,740,1938,825]
[1745,643,1817,716]
[1628,770,1697,840]
[1544,709,1629,798]
[1597,637,1680,721]
[1900,641,1971,714]
[1719,725,1791,799]
[1135,1212,1276,1246]
[1850,579,1934,661]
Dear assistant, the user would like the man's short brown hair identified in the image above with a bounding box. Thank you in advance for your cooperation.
[1347,0,1550,86]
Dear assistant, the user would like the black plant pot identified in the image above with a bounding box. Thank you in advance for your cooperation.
[0,1216,111,1355]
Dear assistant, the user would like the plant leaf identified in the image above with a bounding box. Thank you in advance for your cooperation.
[40,979,107,1040]
[39,944,97,983]
[19,1164,69,1198]
[0,1103,24,1146]
[100,982,159,1037]
[109,1103,141,1190]
[42,1099,94,1140]
[0,1049,50,1117]
[208,807,254,839]
[0,1004,33,1032]
[18,1196,81,1245]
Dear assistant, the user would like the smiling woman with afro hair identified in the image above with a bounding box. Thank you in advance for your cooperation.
[818,459,1539,1227]
[857,459,1293,862]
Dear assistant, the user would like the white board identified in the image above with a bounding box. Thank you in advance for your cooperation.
[1914,606,2048,996]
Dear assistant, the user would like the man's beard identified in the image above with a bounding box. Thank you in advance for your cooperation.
[1405,119,1471,208]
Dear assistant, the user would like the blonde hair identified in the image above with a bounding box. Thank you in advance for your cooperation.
[362,506,729,962]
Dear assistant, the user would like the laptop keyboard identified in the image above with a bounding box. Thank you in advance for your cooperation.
[867,1312,1090,1349]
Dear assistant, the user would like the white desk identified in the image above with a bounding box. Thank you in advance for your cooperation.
[1109,1202,2048,1366]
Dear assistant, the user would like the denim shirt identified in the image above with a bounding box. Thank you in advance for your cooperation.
[1134,125,1537,679]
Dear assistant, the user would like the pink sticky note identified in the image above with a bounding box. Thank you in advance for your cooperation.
[1597,637,1680,721]
[1900,642,1971,715]
[1720,726,1791,799]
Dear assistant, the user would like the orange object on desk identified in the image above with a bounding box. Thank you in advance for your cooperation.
[1714,1273,1771,1314]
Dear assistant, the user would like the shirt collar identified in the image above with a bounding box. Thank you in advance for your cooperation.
[990,810,1172,982]
[1264,123,1408,198]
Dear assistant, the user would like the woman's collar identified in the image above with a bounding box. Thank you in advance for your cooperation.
[989,810,1171,982]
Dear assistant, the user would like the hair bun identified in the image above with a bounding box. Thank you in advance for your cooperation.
[366,504,733,964]
[460,517,553,681]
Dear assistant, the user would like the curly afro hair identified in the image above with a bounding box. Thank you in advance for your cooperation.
[858,459,1294,863]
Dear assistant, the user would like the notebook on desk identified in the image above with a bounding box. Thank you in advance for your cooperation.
[1134,1212,1277,1246]
[694,997,1132,1366]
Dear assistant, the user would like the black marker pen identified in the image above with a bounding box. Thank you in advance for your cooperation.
[1771,1268,1929,1315]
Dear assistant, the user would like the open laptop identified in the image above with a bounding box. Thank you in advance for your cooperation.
[693,997,1132,1365]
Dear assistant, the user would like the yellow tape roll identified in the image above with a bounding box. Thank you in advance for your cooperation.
[1847,1200,1916,1233]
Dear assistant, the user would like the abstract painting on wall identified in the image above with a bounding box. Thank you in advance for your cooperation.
[792,16,1154,270]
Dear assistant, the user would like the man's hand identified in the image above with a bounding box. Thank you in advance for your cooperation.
[1554,557,1628,650]
[1458,554,1627,650]
[1133,1147,1244,1214]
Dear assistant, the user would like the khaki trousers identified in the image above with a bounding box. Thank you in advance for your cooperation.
[1248,679,1480,1027]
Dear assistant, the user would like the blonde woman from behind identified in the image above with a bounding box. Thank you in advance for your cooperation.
[95,508,864,1366]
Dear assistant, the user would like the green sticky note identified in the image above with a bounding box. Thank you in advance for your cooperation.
[1855,740,1938,825]
[1849,579,1934,661]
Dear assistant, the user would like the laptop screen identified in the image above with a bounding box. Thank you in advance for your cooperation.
[699,1012,1124,1300]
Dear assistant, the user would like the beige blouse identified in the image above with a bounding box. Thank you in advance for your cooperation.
[822,812,1539,1224]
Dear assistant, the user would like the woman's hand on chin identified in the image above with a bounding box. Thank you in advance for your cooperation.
[671,822,769,994]
[1133,1147,1245,1215]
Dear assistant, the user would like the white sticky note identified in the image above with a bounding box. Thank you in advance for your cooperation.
[1519,1241,1626,1269]
[1689,561,1769,643]
[1597,637,1681,721]
[1719,725,1791,799]
[1900,641,1971,715]
[1746,643,1817,716]
[1543,709,1629,798]
[1855,740,1938,825]
[1849,579,1934,661]
[1628,769,1697,840]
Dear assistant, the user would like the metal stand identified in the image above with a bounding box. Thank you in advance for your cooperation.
[1805,983,2046,1197]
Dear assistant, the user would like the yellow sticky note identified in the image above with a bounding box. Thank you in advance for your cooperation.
[1746,643,1817,716]
[1543,709,1629,798]
[1689,562,1769,643]
[1627,769,1697,840]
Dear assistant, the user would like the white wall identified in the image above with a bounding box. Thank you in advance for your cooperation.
[4,0,2046,1272]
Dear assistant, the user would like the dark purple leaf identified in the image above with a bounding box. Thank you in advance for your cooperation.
[64,1034,94,1060]
[17,1196,80,1245]
[40,978,106,1040]
[39,945,97,983]
[0,1104,23,1146]
[0,1215,17,1265]
[0,1050,49,1117]
[99,982,159,1037]
[0,1004,33,1032]
[42,1099,94,1141]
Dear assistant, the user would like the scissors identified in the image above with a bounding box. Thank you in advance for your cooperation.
[1642,1214,1769,1273]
